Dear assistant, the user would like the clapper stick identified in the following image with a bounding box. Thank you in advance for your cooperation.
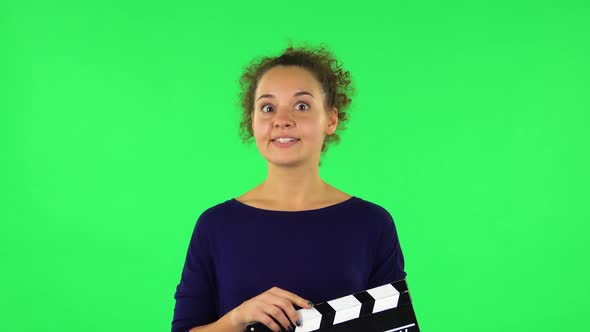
[245,279,420,332]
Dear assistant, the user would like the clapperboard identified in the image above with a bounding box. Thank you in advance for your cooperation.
[245,278,419,332]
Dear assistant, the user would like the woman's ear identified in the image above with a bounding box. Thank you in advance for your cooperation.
[326,107,338,135]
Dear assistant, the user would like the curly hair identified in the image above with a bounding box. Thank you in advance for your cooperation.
[237,41,356,160]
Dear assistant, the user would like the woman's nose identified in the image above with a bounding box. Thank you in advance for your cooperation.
[273,107,294,126]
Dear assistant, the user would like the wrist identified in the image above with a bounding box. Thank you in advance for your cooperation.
[225,308,243,332]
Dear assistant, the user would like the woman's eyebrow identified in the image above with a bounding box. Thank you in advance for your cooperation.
[256,91,315,102]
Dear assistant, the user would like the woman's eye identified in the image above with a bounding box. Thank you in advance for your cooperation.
[296,102,310,111]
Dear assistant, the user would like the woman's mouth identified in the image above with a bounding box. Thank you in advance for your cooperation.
[271,138,300,148]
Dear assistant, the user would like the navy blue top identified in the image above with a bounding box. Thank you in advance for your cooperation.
[171,196,407,332]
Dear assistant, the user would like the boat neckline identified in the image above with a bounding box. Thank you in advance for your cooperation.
[229,196,358,214]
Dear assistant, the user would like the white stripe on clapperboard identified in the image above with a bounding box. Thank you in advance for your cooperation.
[295,283,406,331]
[383,322,417,332]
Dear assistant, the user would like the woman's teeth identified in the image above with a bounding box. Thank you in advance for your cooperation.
[274,138,297,143]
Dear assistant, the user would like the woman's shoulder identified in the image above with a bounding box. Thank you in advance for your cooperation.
[190,198,239,229]
[352,196,394,215]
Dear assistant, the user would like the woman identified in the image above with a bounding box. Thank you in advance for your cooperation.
[171,43,407,332]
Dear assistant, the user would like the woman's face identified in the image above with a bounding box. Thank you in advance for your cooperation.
[252,65,338,168]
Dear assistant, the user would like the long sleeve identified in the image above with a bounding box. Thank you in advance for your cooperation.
[171,214,218,332]
[367,209,407,289]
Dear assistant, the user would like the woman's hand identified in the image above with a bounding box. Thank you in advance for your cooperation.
[229,286,313,332]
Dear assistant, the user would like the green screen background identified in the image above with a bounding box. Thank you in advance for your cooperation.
[1,1,588,331]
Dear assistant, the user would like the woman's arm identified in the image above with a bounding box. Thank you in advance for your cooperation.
[188,309,242,332]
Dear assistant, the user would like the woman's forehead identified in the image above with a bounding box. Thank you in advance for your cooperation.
[256,66,322,96]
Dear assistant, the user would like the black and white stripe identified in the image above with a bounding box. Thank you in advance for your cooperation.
[245,278,420,332]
